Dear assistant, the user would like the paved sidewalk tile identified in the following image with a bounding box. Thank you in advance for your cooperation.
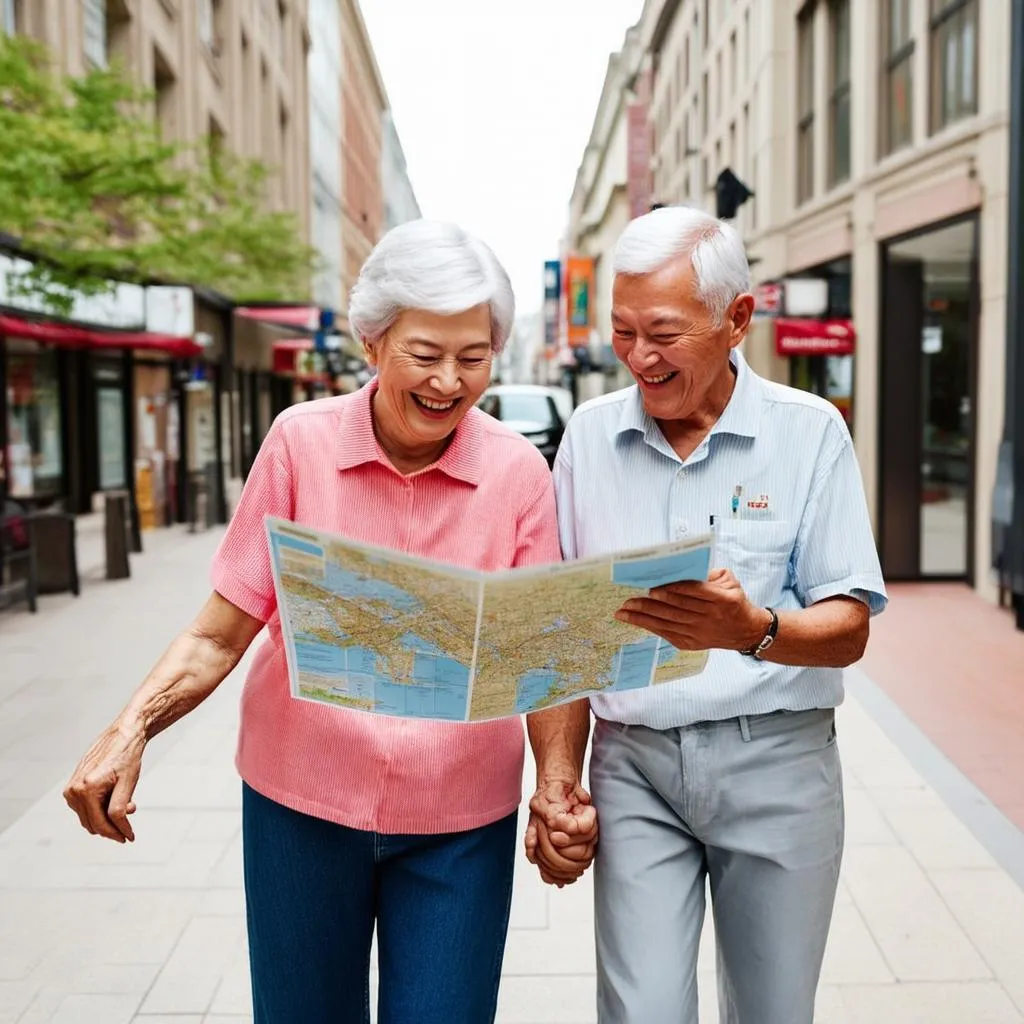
[1,526,1021,1023]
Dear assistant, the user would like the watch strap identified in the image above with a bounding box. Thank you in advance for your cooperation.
[740,607,778,658]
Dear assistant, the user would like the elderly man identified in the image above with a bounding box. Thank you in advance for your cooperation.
[526,206,887,1024]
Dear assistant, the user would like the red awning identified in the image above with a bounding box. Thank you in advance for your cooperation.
[775,318,856,356]
[236,305,318,330]
[0,313,202,358]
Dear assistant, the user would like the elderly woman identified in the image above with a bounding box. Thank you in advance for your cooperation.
[63,221,574,1023]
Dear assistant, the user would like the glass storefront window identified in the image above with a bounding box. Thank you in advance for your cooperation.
[789,354,855,436]
[5,347,63,499]
[887,217,975,577]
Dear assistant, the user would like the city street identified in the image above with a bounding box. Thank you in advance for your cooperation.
[1,527,1022,1023]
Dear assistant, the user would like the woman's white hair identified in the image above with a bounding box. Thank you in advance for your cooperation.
[612,206,751,324]
[348,219,515,353]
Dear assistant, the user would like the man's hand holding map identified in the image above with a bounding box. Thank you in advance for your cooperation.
[266,517,712,721]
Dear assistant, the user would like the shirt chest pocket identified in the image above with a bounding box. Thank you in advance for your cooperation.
[713,521,794,606]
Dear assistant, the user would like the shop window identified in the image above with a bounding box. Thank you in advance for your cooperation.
[930,0,977,132]
[2,0,21,34]
[829,0,851,186]
[881,0,914,156]
[5,347,63,499]
[796,6,815,205]
[790,355,855,435]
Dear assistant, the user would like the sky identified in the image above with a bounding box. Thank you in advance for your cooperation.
[360,0,645,318]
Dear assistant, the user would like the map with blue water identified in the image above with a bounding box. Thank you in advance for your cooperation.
[267,517,712,721]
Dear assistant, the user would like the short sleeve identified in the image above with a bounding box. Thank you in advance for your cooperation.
[792,427,888,615]
[210,418,295,622]
[552,445,577,560]
[513,464,563,569]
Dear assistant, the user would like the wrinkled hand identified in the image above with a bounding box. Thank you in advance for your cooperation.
[524,778,598,887]
[615,567,771,653]
[64,720,145,843]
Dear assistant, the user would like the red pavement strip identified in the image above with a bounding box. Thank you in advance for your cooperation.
[861,583,1024,832]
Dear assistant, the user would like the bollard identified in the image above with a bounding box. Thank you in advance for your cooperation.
[204,462,219,529]
[104,491,131,580]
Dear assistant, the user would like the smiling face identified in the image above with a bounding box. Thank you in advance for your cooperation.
[364,305,494,468]
[611,256,753,424]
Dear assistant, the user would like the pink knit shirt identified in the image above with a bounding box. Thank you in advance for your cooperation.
[210,380,561,834]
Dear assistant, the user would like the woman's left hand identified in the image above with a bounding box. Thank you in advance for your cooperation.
[524,779,598,887]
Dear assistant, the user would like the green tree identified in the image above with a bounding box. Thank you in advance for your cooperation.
[0,34,315,315]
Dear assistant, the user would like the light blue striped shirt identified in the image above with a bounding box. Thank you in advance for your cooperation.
[553,349,888,729]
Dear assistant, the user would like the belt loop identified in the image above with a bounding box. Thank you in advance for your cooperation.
[738,715,752,742]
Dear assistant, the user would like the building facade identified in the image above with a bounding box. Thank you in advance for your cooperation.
[381,110,421,232]
[2,0,313,528]
[340,0,386,307]
[566,26,646,400]
[308,0,344,313]
[573,0,1008,603]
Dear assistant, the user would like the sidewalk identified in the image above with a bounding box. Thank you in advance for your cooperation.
[0,528,1022,1023]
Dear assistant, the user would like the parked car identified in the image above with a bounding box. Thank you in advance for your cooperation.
[478,384,573,466]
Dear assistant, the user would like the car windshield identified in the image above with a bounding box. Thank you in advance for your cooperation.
[485,393,554,426]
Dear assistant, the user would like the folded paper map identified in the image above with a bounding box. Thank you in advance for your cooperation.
[266,516,712,722]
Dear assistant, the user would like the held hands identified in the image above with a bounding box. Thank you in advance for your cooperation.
[63,718,146,843]
[524,776,599,887]
[615,567,771,653]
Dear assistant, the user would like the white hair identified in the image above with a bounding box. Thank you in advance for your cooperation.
[348,219,515,353]
[612,206,751,323]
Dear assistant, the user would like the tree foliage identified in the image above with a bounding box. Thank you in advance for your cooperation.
[0,34,316,314]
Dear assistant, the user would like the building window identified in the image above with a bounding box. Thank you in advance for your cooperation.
[277,0,287,66]
[797,6,815,205]
[882,0,914,155]
[730,31,737,95]
[751,152,758,229]
[154,47,177,140]
[829,0,851,185]
[701,70,709,136]
[2,0,18,33]
[684,32,690,88]
[930,0,978,131]
[5,345,64,500]
[83,0,107,66]
[198,0,213,46]
[715,51,722,118]
[744,8,750,80]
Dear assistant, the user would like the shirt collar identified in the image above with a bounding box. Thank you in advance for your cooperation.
[335,377,484,485]
[616,347,762,443]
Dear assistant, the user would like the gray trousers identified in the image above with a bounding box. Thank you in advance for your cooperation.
[590,708,844,1024]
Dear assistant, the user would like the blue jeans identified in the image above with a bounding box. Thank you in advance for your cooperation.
[241,783,517,1024]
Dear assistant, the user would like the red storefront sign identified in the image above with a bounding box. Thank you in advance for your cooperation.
[774,317,856,356]
[755,281,784,315]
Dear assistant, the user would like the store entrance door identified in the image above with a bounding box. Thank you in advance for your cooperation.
[879,216,978,581]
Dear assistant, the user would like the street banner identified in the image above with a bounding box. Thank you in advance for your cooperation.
[565,256,594,348]
[543,259,561,351]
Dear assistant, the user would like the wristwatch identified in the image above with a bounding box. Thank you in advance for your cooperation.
[740,607,778,658]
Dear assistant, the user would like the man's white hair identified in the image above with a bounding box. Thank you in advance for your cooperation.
[348,219,515,353]
[612,206,751,323]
